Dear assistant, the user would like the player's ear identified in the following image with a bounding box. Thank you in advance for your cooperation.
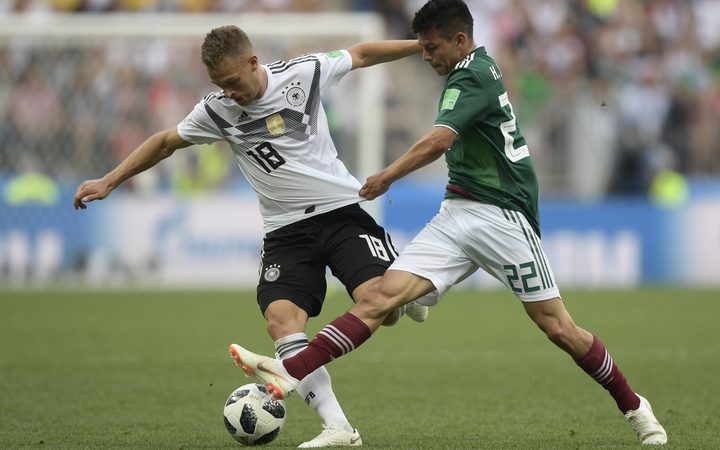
[248,53,259,70]
[454,32,467,48]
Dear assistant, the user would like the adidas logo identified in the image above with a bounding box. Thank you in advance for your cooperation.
[238,111,251,122]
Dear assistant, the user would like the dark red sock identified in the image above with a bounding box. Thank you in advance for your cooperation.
[282,312,372,380]
[575,335,640,413]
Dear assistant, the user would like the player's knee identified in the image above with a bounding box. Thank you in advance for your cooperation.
[266,318,289,339]
[264,306,306,338]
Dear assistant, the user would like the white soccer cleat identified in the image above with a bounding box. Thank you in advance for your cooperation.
[228,344,299,400]
[404,301,429,322]
[298,425,362,448]
[624,394,667,445]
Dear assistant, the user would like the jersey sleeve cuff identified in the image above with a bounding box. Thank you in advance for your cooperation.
[433,123,459,134]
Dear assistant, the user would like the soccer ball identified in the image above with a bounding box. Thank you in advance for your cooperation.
[223,383,286,446]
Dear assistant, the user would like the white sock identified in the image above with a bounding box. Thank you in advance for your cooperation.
[274,332,352,430]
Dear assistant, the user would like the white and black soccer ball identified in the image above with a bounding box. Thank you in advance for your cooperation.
[223,383,286,446]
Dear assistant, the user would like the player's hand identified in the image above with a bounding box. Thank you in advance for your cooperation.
[359,172,391,200]
[73,178,112,210]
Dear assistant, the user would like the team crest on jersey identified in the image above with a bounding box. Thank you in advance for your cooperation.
[283,82,306,107]
[286,86,306,106]
[264,264,281,282]
[266,113,285,135]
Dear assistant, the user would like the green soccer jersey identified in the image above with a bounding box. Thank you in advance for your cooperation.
[435,47,541,235]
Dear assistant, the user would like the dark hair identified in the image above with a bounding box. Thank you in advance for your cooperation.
[411,0,474,40]
[201,25,253,70]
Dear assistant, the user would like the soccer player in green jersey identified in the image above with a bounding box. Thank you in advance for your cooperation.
[229,0,667,445]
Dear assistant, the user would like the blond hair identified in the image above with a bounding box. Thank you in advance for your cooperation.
[201,25,253,70]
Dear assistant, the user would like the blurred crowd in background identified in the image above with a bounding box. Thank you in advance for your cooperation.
[1,0,719,202]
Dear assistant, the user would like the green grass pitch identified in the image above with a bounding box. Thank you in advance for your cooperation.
[1,288,719,449]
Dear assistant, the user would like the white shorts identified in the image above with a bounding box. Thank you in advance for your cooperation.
[391,198,560,305]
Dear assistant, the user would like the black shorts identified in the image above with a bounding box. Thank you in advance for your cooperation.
[257,203,398,317]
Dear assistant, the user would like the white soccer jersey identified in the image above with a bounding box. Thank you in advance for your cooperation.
[177,50,362,233]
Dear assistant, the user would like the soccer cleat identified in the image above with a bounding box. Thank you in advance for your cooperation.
[624,395,667,445]
[404,301,429,322]
[228,344,299,400]
[298,425,362,448]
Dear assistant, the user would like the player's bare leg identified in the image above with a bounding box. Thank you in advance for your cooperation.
[522,297,594,357]
[353,276,428,326]
[524,298,667,444]
[351,270,436,331]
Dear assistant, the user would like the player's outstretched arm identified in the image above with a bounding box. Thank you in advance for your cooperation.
[73,128,191,210]
[360,125,456,200]
[347,40,421,70]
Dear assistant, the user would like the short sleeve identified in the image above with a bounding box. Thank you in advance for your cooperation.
[316,50,353,91]
[177,102,223,145]
[434,70,489,133]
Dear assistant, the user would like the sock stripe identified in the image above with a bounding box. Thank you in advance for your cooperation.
[318,329,349,354]
[325,325,354,353]
[325,325,354,351]
[276,340,309,358]
[592,351,610,380]
[319,325,354,354]
[276,339,309,350]
[575,335,639,414]
[591,350,614,384]
[283,312,372,382]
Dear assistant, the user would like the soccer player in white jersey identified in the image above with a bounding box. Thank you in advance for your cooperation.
[73,25,429,448]
[226,0,668,446]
